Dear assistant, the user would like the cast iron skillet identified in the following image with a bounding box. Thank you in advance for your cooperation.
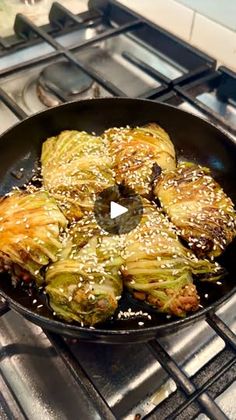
[0,98,235,344]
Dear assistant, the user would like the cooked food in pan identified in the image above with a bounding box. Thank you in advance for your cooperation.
[122,200,223,317]
[41,130,114,221]
[45,235,124,325]
[103,123,176,197]
[0,191,67,285]
[0,123,235,327]
[154,162,236,258]
[69,211,105,249]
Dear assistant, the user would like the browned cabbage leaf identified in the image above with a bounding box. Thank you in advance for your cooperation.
[41,130,115,221]
[103,123,176,197]
[46,234,124,326]
[122,201,224,317]
[0,190,67,284]
[154,162,236,258]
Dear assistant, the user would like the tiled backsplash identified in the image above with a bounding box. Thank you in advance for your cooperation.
[119,0,236,71]
[177,0,236,31]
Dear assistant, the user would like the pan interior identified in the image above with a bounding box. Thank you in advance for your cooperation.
[0,98,235,333]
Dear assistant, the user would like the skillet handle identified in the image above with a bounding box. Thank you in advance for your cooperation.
[0,298,10,316]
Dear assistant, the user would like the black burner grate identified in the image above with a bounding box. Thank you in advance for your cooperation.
[144,345,236,420]
[174,67,236,136]
[2,296,234,420]
[0,0,217,96]
[42,310,236,420]
[46,315,236,420]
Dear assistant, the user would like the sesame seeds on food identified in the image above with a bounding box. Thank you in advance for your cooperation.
[155,162,236,257]
[117,308,152,321]
[0,126,235,328]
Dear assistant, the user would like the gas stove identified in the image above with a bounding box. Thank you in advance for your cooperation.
[0,1,236,420]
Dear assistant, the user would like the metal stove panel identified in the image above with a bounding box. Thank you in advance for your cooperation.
[67,294,236,419]
[74,34,164,97]
[0,26,102,71]
[0,57,110,119]
[0,102,18,135]
[0,310,101,420]
[105,32,185,80]
[0,294,234,419]
[174,67,236,137]
[197,92,236,131]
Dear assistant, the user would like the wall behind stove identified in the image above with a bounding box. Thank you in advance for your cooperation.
[119,0,236,71]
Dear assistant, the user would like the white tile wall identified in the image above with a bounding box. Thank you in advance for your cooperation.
[191,14,236,71]
[118,0,236,72]
[118,0,194,41]
[177,0,236,31]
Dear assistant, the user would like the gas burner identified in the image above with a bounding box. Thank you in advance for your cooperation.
[19,62,102,114]
[37,61,94,107]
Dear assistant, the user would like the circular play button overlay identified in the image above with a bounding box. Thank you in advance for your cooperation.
[94,184,143,235]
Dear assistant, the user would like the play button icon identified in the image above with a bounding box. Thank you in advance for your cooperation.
[94,184,143,235]
[110,201,128,219]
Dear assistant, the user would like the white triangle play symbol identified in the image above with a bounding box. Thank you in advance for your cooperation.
[110,201,128,219]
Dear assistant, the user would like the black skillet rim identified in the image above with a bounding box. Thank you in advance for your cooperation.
[0,97,235,338]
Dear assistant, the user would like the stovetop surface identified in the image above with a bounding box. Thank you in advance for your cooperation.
[0,2,236,420]
[0,293,235,420]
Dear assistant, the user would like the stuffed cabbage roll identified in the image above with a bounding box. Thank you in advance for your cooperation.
[122,201,224,317]
[103,123,176,197]
[46,235,124,326]
[154,162,236,258]
[41,130,114,221]
[0,190,67,284]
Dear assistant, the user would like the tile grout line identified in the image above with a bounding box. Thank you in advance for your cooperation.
[171,0,196,27]
[189,10,196,42]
